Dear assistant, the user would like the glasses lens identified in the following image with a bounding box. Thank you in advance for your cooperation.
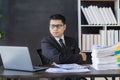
[50,24,64,28]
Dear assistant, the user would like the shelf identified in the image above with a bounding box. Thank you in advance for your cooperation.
[81,0,114,2]
[81,25,120,27]
[81,50,91,53]
[78,0,119,51]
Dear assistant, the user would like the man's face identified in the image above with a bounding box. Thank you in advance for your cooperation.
[49,20,66,38]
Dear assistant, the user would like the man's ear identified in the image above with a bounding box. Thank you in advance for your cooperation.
[64,24,66,30]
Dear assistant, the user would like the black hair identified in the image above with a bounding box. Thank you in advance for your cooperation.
[50,14,66,24]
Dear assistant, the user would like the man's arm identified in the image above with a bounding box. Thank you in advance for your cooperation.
[41,37,87,64]
[41,40,61,64]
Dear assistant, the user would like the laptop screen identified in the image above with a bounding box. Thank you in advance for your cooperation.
[0,46,34,71]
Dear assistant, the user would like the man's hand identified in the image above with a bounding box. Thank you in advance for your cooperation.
[80,52,87,61]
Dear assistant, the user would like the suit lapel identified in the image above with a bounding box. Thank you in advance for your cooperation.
[49,36,62,51]
[64,36,69,47]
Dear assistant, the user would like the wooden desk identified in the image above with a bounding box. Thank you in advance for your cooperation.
[0,67,120,80]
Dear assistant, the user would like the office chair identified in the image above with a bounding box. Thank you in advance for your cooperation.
[37,49,48,65]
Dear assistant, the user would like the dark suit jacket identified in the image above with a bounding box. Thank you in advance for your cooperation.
[41,35,83,64]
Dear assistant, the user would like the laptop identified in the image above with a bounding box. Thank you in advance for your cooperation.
[0,46,48,72]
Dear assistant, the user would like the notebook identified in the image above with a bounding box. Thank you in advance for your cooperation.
[0,46,48,72]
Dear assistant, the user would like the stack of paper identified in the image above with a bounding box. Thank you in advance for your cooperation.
[91,44,118,70]
[46,63,90,73]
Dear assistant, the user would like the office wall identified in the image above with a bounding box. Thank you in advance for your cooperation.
[0,0,79,65]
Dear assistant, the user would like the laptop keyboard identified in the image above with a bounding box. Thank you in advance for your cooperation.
[33,66,48,70]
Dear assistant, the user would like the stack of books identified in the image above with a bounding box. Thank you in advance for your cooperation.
[91,44,118,70]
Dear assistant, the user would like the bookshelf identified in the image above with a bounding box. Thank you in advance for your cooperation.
[78,0,120,52]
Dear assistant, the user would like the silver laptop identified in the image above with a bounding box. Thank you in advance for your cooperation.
[0,46,48,72]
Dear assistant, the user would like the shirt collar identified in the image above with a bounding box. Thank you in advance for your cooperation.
[54,35,65,44]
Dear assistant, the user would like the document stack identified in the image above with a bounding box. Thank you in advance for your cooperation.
[91,44,118,70]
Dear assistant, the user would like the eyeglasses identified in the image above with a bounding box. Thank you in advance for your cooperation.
[50,24,64,29]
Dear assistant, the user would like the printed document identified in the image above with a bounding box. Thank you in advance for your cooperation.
[46,63,90,73]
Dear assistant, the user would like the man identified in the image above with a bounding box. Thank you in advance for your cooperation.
[40,14,87,80]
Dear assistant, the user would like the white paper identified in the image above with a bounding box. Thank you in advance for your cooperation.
[53,63,87,69]
[46,68,90,73]
[46,63,90,73]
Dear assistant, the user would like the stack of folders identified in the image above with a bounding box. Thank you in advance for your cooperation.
[81,5,117,25]
[91,44,118,70]
[119,9,120,25]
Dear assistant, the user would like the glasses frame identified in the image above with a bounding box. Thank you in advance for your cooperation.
[50,24,64,29]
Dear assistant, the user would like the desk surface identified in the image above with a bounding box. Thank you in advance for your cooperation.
[0,66,120,79]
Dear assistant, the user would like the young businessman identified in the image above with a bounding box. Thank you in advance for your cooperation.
[40,14,87,80]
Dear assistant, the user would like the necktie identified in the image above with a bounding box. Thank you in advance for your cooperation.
[59,39,65,49]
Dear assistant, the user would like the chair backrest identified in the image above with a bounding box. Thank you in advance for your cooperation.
[37,49,48,65]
